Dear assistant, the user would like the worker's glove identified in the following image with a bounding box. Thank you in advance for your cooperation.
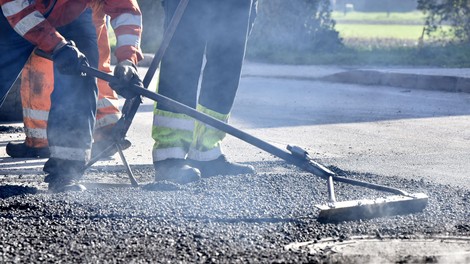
[52,40,88,75]
[109,60,142,99]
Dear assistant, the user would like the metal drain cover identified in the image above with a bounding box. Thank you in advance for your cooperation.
[285,236,470,263]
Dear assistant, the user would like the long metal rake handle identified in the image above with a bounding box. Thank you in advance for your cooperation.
[78,64,411,196]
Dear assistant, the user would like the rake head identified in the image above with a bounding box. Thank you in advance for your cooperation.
[316,193,428,223]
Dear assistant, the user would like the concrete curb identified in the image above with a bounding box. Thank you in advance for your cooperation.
[320,70,470,93]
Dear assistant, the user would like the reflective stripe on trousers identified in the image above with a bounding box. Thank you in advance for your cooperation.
[187,104,227,161]
[152,109,195,161]
[152,104,227,162]
[20,55,52,148]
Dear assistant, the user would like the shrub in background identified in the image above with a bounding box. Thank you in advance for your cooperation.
[138,0,164,53]
[249,0,342,59]
[418,0,470,43]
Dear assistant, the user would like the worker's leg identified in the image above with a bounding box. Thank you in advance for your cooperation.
[5,54,54,159]
[151,0,208,184]
[20,55,52,152]
[188,0,255,176]
[89,6,131,158]
[92,7,121,141]
[43,9,99,192]
[199,0,252,114]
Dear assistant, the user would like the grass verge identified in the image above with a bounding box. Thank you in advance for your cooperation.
[331,11,426,24]
[336,24,426,40]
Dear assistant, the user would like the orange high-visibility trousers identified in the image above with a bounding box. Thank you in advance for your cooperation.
[20,7,121,148]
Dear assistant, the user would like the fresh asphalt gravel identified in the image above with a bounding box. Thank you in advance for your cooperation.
[1,160,469,263]
[2,70,470,262]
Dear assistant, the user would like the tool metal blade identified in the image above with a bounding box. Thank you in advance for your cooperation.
[316,193,428,223]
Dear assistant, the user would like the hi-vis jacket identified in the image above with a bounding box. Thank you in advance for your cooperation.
[0,0,143,64]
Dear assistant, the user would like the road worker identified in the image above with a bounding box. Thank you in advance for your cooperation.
[5,3,130,159]
[152,0,258,184]
[0,0,143,192]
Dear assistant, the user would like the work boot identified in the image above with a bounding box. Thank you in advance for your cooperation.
[44,173,86,193]
[154,159,201,185]
[91,138,132,159]
[6,142,50,158]
[189,155,255,177]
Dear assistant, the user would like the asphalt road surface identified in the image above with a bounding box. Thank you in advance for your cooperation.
[0,68,469,263]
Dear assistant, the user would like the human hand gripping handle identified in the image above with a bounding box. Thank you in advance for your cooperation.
[52,40,89,75]
[109,60,142,99]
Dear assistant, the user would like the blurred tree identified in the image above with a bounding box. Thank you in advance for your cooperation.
[418,0,470,43]
[249,0,342,55]
[138,0,164,53]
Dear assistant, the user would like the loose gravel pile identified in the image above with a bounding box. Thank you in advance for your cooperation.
[1,161,469,263]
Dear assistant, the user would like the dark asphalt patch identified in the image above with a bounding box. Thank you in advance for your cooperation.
[0,161,468,263]
[0,185,37,199]
[0,125,23,134]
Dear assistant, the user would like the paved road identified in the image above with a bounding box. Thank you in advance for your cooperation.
[1,65,469,262]
[233,76,470,189]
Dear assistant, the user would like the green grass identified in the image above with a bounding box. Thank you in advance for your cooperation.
[336,23,426,40]
[332,11,426,24]
[333,11,452,42]
[108,29,116,50]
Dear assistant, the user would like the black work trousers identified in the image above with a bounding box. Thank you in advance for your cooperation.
[158,0,254,115]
